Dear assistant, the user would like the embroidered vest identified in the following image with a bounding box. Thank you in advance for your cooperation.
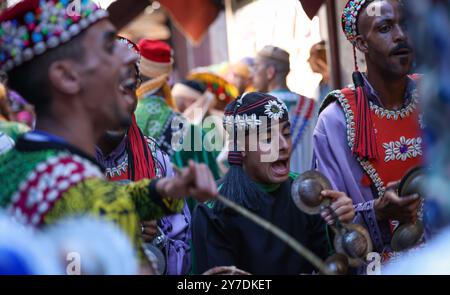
[334,86,424,198]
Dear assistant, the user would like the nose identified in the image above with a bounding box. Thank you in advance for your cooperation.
[393,24,407,43]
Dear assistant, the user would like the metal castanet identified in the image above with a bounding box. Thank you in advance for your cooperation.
[333,223,373,267]
[391,166,426,252]
[291,171,332,214]
[292,170,373,267]
[143,243,167,275]
[398,166,426,197]
[323,253,349,275]
[391,221,425,252]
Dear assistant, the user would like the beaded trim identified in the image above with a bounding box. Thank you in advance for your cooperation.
[342,0,368,43]
[8,153,103,226]
[105,154,128,178]
[333,90,385,198]
[369,90,419,120]
[1,1,108,72]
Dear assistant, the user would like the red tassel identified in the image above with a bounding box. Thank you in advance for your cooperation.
[352,71,378,160]
[128,114,156,181]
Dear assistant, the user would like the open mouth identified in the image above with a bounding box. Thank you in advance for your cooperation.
[391,48,412,56]
[270,159,289,177]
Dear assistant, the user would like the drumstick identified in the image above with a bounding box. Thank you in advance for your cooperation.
[173,165,333,275]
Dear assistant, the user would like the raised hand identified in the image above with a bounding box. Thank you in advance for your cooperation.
[320,190,355,225]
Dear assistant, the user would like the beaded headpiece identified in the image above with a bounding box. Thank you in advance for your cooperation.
[0,0,108,73]
[342,0,369,44]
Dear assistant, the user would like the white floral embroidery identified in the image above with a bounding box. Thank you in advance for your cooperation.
[264,100,285,120]
[383,136,422,162]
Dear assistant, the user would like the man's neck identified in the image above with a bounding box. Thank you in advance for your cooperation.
[366,67,408,110]
[97,131,126,157]
[268,80,289,92]
[35,113,99,157]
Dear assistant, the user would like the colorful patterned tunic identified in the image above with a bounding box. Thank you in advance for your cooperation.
[0,133,183,261]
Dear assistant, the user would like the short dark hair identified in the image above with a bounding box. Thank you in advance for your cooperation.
[7,32,87,115]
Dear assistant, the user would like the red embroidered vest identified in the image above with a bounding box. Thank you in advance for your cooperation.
[335,86,423,198]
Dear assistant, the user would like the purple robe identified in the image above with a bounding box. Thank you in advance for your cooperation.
[95,135,191,275]
[313,76,417,254]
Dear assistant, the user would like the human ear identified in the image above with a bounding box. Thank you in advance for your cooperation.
[355,35,369,54]
[266,65,276,80]
[48,60,81,95]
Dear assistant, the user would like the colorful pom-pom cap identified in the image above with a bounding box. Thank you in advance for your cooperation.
[341,0,368,43]
[0,0,108,73]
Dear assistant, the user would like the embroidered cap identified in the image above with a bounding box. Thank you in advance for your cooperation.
[0,0,108,73]
[223,92,289,166]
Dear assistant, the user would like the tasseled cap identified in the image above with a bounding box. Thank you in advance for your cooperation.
[223,92,289,166]
[0,0,108,73]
